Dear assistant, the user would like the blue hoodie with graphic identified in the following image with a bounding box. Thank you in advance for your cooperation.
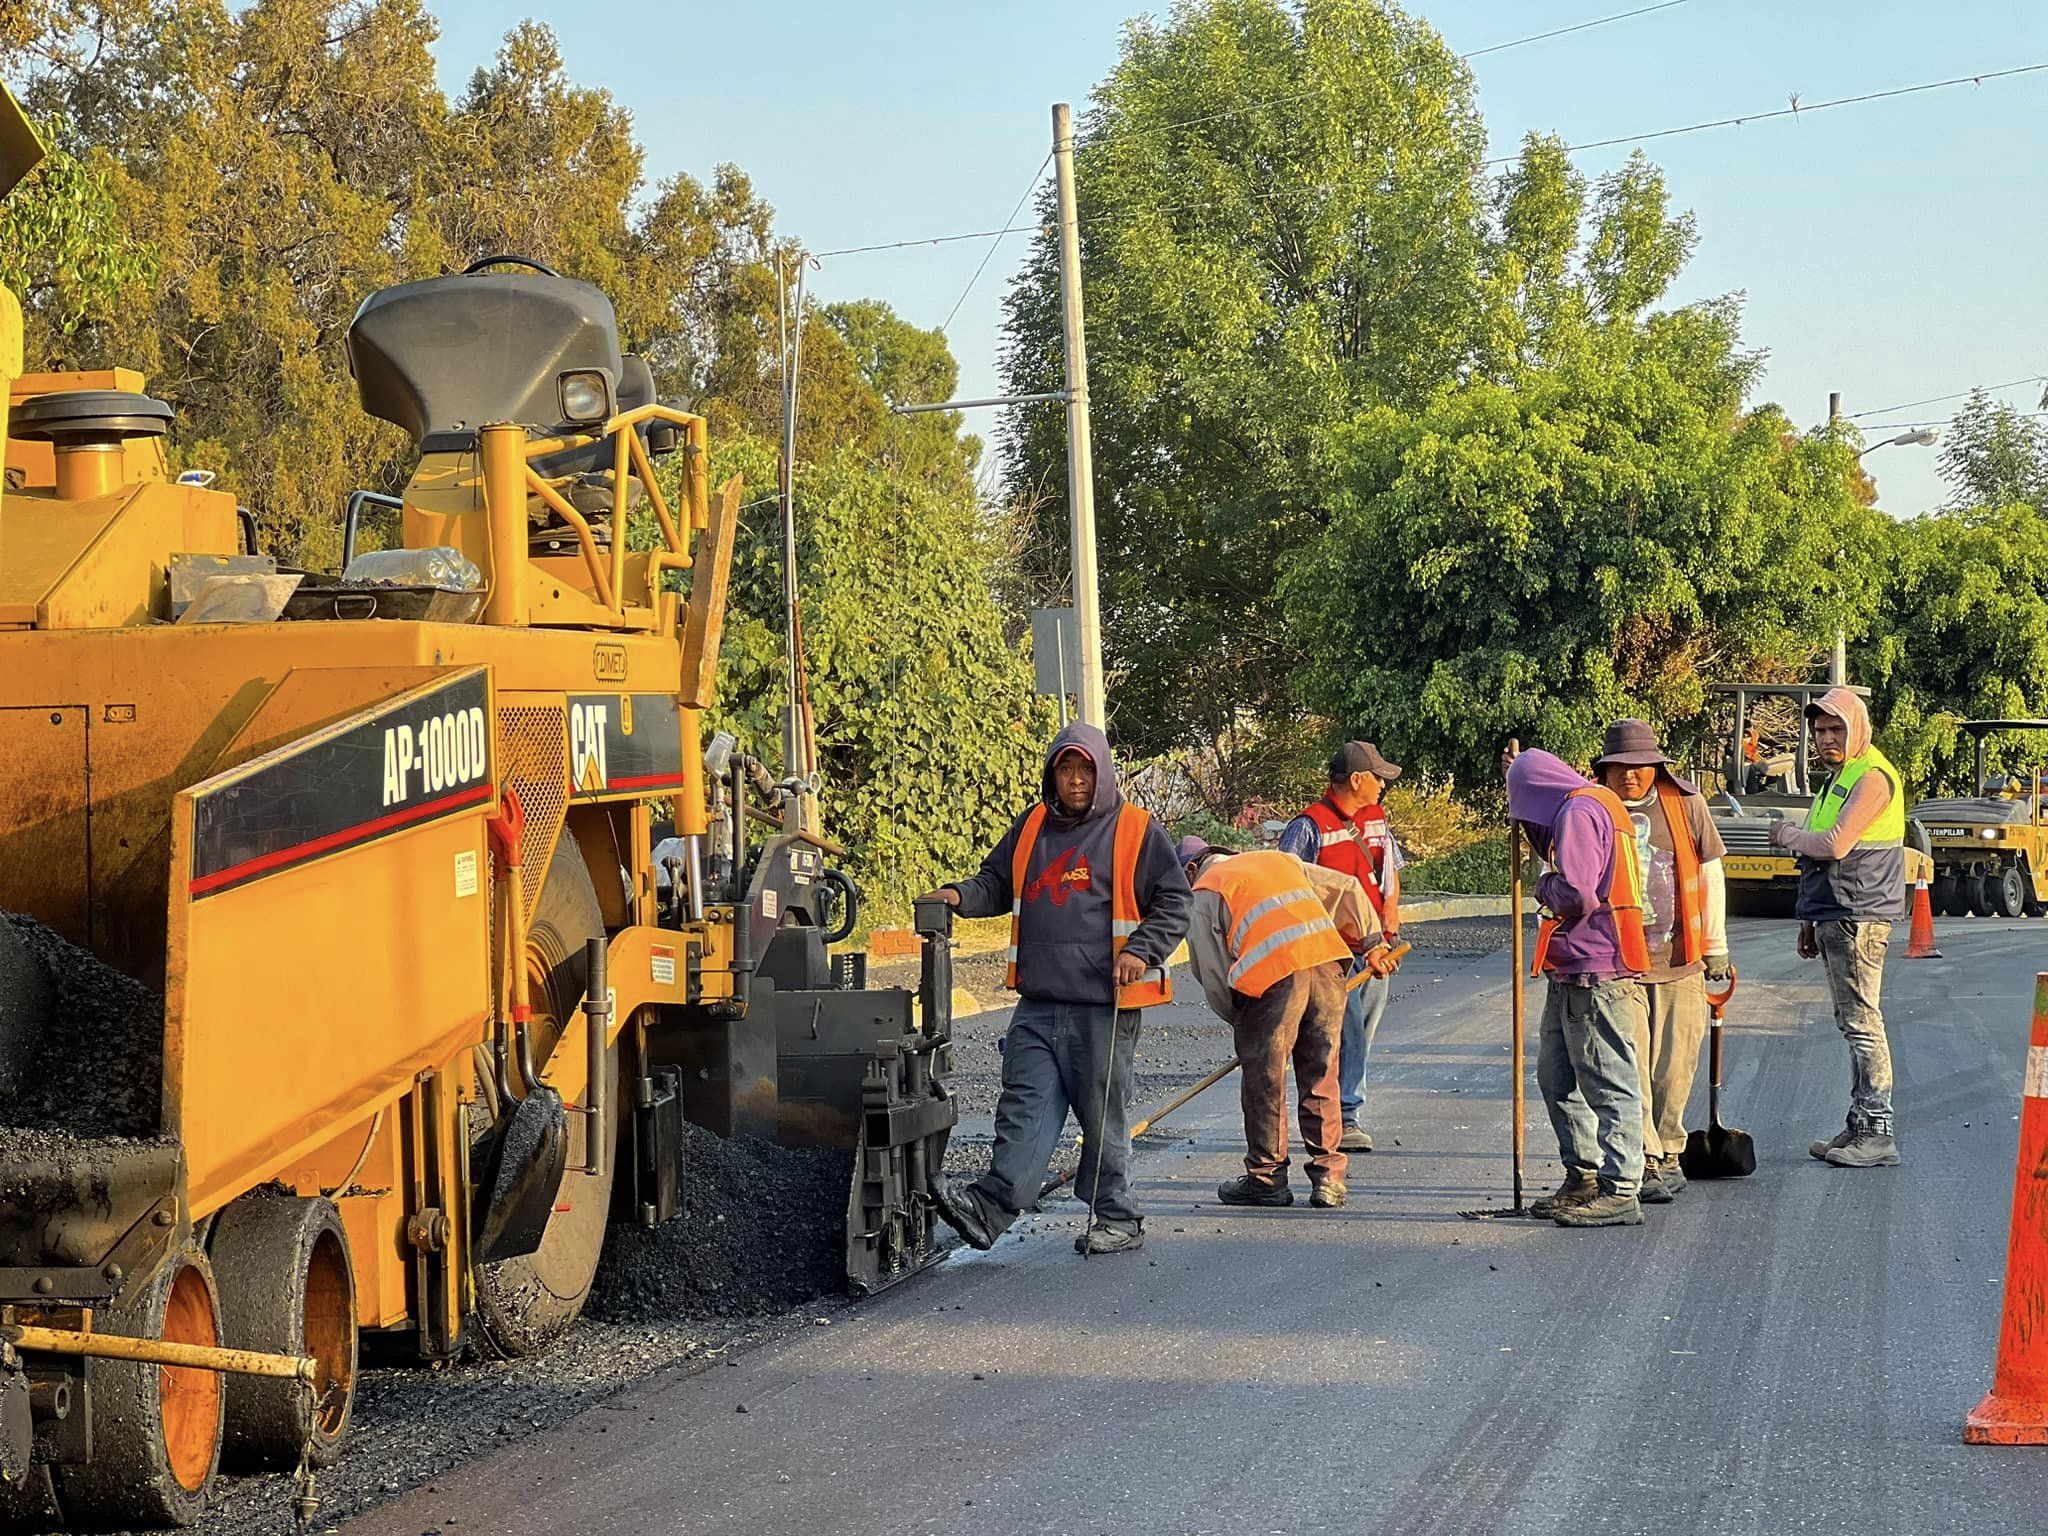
[945,723,1192,1006]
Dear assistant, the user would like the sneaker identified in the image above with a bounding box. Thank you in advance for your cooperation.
[1338,1123,1374,1152]
[1809,1121,1856,1161]
[1530,1171,1599,1219]
[1075,1223,1144,1256]
[1216,1175,1293,1207]
[1552,1189,1644,1227]
[1310,1179,1347,1209]
[1657,1156,1688,1196]
[1639,1164,1674,1204]
[932,1179,996,1251]
[1824,1132,1900,1168]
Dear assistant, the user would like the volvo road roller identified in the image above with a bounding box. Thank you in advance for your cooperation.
[0,93,955,1529]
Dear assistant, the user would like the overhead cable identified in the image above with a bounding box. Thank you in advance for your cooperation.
[940,151,1053,335]
[1850,375,2047,420]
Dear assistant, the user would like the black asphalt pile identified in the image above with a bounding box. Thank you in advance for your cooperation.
[587,1121,854,1324]
[0,913,163,1137]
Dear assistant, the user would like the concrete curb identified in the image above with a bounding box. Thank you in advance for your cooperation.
[1402,894,1539,923]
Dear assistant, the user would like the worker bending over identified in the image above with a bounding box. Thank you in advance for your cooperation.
[1770,687,1904,1169]
[1278,741,1403,1152]
[1180,840,1395,1209]
[924,723,1191,1255]
[1506,746,1652,1228]
[1591,721,1731,1203]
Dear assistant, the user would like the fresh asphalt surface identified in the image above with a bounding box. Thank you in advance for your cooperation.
[347,917,2048,1536]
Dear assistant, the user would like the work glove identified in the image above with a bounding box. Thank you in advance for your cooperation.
[1703,952,1733,983]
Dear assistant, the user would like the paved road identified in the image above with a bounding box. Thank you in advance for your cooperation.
[349,917,2048,1536]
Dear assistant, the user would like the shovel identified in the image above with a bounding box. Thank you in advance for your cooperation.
[1679,971,1756,1179]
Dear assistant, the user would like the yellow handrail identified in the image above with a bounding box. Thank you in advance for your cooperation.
[522,467,616,610]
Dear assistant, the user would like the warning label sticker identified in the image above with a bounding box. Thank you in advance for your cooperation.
[652,946,676,986]
[454,849,479,898]
[2026,1044,2048,1100]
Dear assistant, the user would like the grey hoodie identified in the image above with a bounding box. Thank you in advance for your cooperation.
[946,723,1193,1006]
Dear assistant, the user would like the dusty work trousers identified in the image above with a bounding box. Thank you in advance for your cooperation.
[1633,971,1708,1162]
[1233,962,1348,1187]
[1337,957,1391,1125]
[1537,977,1648,1197]
[960,999,1144,1237]
[1816,919,1896,1135]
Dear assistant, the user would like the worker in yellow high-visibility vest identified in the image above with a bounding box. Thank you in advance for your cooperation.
[1770,687,1906,1169]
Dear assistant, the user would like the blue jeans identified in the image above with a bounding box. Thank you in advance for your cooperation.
[960,1000,1143,1236]
[1536,978,1648,1196]
[1338,958,1390,1124]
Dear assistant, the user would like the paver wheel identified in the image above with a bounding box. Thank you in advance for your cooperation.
[1932,873,1961,918]
[54,1247,224,1530]
[1969,874,1997,918]
[1994,864,2028,919]
[208,1194,356,1470]
[471,837,618,1358]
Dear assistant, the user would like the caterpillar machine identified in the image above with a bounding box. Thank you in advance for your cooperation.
[0,91,955,1529]
[1912,719,2048,919]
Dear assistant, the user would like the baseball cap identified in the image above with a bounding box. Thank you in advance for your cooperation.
[1328,741,1402,782]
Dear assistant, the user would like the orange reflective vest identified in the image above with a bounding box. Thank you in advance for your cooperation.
[1300,798,1391,921]
[1005,802,1173,1009]
[1654,779,1706,968]
[1193,849,1352,1000]
[1531,785,1654,978]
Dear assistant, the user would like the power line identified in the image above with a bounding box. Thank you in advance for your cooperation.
[1481,61,2048,167]
[812,59,2048,260]
[1465,0,1689,59]
[1864,410,2048,432]
[940,151,1052,336]
[1850,374,2047,419]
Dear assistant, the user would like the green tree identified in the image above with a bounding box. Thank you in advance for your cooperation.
[1286,149,1882,787]
[998,0,1487,796]
[1936,388,2048,512]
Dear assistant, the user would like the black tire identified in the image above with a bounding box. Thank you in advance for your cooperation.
[1969,875,1997,918]
[207,1194,356,1470]
[471,838,617,1359]
[54,1248,224,1530]
[1995,864,2028,919]
[0,1467,63,1535]
[1932,873,1961,919]
[2025,865,2046,918]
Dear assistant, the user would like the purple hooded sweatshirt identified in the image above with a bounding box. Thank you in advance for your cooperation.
[1506,749,1639,981]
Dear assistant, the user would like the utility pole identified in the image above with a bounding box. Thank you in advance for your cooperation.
[1051,101,1106,728]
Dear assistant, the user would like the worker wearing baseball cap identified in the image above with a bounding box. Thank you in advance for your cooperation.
[1178,837,1395,1208]
[1277,741,1405,1152]
[1590,720,1731,1207]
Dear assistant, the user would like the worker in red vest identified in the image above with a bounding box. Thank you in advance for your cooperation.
[1505,744,1653,1228]
[1591,720,1731,1205]
[922,722,1191,1257]
[1180,840,1396,1209]
[1277,741,1403,1152]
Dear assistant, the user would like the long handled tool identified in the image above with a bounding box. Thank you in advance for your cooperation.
[1461,814,1535,1219]
[1680,971,1756,1178]
[1040,941,1411,1200]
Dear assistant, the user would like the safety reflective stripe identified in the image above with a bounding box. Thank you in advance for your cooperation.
[1111,918,1141,936]
[1229,889,1307,952]
[1318,828,1356,847]
[1227,915,1341,988]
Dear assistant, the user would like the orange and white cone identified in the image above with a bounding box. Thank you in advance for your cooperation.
[1906,877,1942,960]
[1965,974,2048,1444]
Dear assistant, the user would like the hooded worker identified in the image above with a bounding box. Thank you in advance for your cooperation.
[922,722,1192,1256]
[1590,720,1731,1204]
[1769,687,1905,1169]
[1505,747,1652,1228]
[1178,837,1392,1210]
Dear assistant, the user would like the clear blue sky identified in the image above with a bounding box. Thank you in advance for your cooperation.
[431,0,2047,517]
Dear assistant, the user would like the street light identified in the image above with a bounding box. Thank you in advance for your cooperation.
[1858,426,1940,458]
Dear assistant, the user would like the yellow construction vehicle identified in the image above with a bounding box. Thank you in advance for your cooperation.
[0,92,955,1528]
[1912,719,2048,919]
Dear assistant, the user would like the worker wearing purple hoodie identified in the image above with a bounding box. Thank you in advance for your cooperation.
[921,723,1192,1257]
[1505,746,1654,1228]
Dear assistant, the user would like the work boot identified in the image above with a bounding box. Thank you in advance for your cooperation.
[932,1179,996,1251]
[1529,1170,1599,1219]
[1216,1175,1293,1207]
[1338,1122,1373,1152]
[1658,1155,1688,1196]
[1552,1188,1644,1227]
[1809,1120,1856,1161]
[1824,1131,1901,1168]
[1310,1178,1347,1209]
[1075,1223,1144,1256]
[1639,1163,1674,1204]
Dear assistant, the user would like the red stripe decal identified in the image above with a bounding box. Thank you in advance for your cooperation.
[191,782,491,897]
[590,772,686,792]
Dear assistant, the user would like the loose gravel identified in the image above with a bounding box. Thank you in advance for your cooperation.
[0,914,162,1138]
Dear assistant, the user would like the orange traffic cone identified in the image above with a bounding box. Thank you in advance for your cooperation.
[1965,974,2048,1444]
[1906,877,1941,960]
